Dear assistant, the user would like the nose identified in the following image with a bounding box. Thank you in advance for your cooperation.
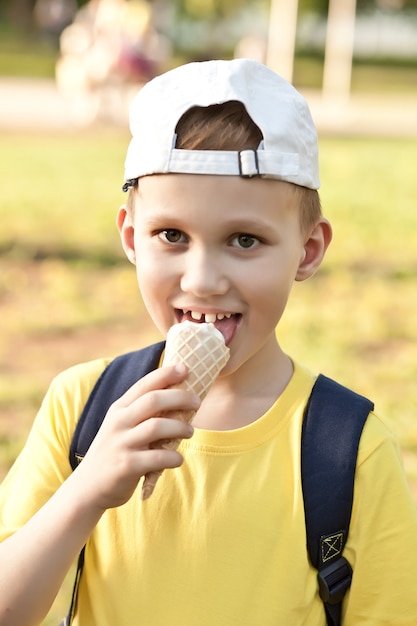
[180,246,229,297]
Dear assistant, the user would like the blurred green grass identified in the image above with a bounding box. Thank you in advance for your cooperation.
[0,129,416,625]
[0,29,57,78]
[1,130,416,461]
[293,54,417,93]
[0,131,128,259]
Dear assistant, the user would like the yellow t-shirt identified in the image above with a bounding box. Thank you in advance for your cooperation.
[1,356,417,625]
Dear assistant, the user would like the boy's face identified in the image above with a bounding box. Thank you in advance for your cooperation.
[119,174,320,373]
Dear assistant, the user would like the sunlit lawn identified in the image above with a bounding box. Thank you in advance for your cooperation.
[1,130,416,474]
[0,129,416,624]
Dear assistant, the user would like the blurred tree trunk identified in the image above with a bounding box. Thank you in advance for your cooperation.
[266,0,299,81]
[323,0,357,100]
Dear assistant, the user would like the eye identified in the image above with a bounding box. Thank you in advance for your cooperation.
[231,233,259,249]
[158,229,187,244]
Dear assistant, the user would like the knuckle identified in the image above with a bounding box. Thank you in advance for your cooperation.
[143,389,164,414]
[153,448,183,469]
[142,416,161,441]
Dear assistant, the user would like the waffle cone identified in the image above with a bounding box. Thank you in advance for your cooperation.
[141,322,230,499]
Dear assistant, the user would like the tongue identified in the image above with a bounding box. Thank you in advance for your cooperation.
[213,316,237,346]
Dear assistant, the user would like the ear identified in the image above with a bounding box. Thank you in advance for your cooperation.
[116,204,136,265]
[296,218,332,282]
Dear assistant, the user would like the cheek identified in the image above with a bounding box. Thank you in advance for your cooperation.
[133,237,160,281]
[251,254,298,294]
[135,257,164,303]
[134,252,175,330]
[248,258,298,317]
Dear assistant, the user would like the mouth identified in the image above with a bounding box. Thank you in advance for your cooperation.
[175,309,241,345]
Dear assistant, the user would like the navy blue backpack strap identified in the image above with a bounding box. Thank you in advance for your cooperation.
[69,341,165,469]
[301,374,374,626]
[65,341,165,624]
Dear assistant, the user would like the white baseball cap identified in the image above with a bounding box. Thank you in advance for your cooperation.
[123,58,320,189]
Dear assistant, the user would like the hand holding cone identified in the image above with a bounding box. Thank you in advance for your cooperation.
[141,321,230,500]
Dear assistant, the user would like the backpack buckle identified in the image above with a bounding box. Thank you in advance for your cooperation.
[318,557,352,605]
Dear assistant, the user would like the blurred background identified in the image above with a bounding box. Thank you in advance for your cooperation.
[1,0,417,126]
[0,3,416,619]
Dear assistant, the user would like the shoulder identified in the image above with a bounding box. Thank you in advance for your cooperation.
[293,363,398,463]
[293,365,402,468]
[53,356,114,383]
[46,357,115,407]
[0,357,118,537]
[35,356,117,447]
[345,409,417,622]
[356,409,401,466]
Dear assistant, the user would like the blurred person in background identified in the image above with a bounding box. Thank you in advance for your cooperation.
[55,0,170,125]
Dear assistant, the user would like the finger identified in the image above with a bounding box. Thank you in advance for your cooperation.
[79,440,187,511]
[116,364,189,408]
[93,388,199,462]
[131,416,194,449]
[131,387,199,424]
[138,447,185,474]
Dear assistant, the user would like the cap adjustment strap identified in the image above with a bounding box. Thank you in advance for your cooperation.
[238,149,260,178]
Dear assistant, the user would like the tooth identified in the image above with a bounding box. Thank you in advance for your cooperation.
[191,311,203,320]
[205,313,217,323]
[225,313,232,319]
[217,313,225,320]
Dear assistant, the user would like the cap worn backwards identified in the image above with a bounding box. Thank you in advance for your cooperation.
[123,58,320,190]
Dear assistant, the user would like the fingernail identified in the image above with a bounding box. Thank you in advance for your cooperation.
[174,363,187,375]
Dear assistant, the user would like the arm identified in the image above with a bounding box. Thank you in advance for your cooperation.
[0,364,198,626]
[342,413,417,625]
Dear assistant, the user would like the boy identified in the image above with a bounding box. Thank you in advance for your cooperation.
[0,59,416,625]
